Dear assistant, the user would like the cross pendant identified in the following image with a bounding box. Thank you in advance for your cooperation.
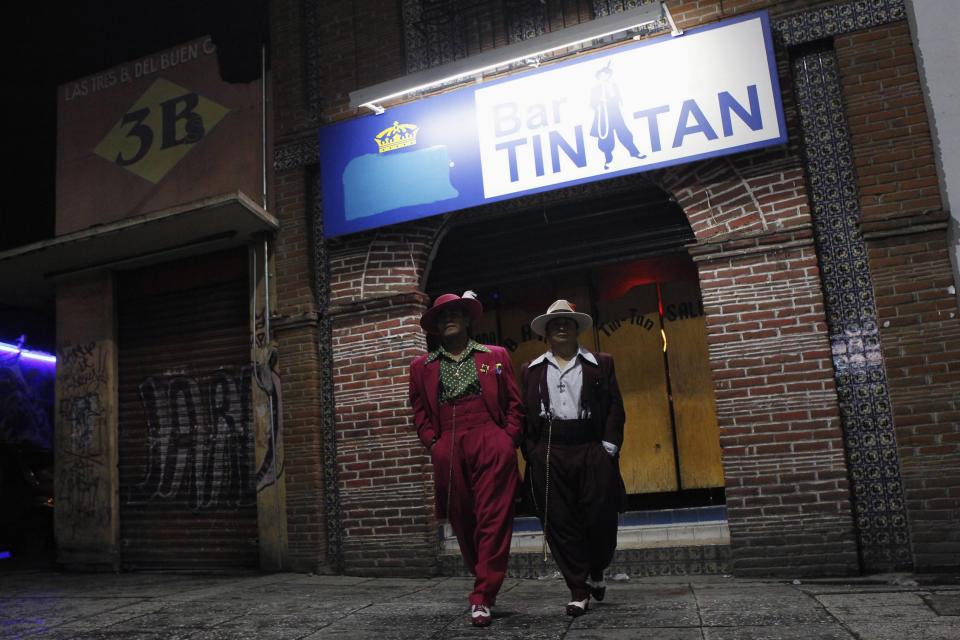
[557,382,566,393]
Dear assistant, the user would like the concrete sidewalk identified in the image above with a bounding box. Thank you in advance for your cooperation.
[1,569,958,639]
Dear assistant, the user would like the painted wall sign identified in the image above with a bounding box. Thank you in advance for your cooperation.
[319,12,786,237]
[57,36,263,236]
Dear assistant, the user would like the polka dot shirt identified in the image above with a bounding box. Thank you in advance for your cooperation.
[426,340,490,404]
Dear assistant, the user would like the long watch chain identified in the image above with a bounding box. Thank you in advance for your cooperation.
[446,403,456,523]
[542,409,553,561]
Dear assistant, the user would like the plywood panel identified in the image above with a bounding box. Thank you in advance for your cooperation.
[662,281,724,489]
[596,285,677,494]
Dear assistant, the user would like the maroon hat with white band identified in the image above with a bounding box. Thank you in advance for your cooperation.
[419,292,483,335]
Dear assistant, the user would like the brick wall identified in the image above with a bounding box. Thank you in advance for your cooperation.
[868,232,960,570]
[325,221,442,574]
[656,150,810,241]
[836,22,941,224]
[837,22,960,570]
[274,322,325,570]
[269,0,956,577]
[329,300,437,575]
[649,107,860,574]
[328,226,436,307]
[692,238,859,575]
[270,0,311,138]
[271,160,327,572]
[313,0,407,123]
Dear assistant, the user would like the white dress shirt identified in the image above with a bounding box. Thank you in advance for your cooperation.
[529,346,618,456]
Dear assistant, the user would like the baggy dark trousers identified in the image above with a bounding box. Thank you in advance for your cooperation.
[432,395,519,606]
[526,420,620,601]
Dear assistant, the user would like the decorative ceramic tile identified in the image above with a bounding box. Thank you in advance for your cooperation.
[311,167,344,571]
[441,545,732,579]
[274,136,319,171]
[775,0,905,46]
[402,0,549,74]
[791,45,911,572]
[593,0,667,36]
[303,0,322,127]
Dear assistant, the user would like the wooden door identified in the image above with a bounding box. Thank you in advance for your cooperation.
[595,284,678,494]
[661,281,724,489]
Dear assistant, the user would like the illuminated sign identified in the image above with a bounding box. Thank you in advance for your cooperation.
[319,12,786,237]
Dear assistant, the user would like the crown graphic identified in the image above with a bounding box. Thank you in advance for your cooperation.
[374,121,419,153]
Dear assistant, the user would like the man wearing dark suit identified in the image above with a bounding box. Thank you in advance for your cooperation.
[409,292,523,628]
[520,299,626,617]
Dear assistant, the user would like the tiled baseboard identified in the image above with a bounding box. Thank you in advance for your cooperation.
[438,508,732,578]
[508,521,730,552]
[439,543,732,578]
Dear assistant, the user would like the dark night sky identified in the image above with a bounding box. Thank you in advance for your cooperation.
[3,1,250,251]
[0,1,262,350]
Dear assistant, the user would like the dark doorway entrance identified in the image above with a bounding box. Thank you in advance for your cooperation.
[426,185,725,511]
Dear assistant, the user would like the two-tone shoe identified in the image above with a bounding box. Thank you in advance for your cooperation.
[586,579,606,602]
[471,604,492,627]
[565,597,589,617]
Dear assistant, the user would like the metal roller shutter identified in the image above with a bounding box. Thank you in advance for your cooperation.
[117,249,257,570]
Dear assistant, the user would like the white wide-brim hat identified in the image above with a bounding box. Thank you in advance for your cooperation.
[530,299,593,337]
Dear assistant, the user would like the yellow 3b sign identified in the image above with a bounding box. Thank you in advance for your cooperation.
[94,77,230,184]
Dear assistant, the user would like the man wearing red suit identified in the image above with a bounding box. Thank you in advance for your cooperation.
[408,292,523,628]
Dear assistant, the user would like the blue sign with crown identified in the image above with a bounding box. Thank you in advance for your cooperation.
[319,11,786,237]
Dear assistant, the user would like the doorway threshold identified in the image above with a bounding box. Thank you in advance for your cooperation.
[438,506,732,578]
[440,505,729,554]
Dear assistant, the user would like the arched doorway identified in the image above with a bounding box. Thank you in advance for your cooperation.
[426,184,725,512]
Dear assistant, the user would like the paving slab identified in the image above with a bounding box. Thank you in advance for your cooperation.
[797,582,960,596]
[926,592,960,616]
[816,592,939,622]
[566,601,701,628]
[565,629,702,640]
[839,620,960,640]
[1,570,958,639]
[702,625,856,639]
[696,586,833,627]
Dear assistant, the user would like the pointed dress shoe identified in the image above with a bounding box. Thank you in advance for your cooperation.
[587,579,606,602]
[471,603,492,627]
[566,597,589,617]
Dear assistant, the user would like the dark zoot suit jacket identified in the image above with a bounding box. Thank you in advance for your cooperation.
[520,351,627,512]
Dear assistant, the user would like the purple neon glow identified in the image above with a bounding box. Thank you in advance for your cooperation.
[0,551,11,560]
[0,341,57,365]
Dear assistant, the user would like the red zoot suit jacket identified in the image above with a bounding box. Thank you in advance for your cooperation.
[408,344,524,450]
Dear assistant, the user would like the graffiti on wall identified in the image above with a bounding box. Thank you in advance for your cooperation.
[0,351,54,449]
[253,351,284,493]
[56,341,110,536]
[128,366,255,509]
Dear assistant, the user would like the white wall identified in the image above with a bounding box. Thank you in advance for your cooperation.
[905,0,960,306]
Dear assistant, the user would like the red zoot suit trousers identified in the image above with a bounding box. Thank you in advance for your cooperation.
[409,345,523,606]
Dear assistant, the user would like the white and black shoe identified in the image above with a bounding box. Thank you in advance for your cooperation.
[586,578,606,602]
[471,603,492,627]
[566,597,589,617]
